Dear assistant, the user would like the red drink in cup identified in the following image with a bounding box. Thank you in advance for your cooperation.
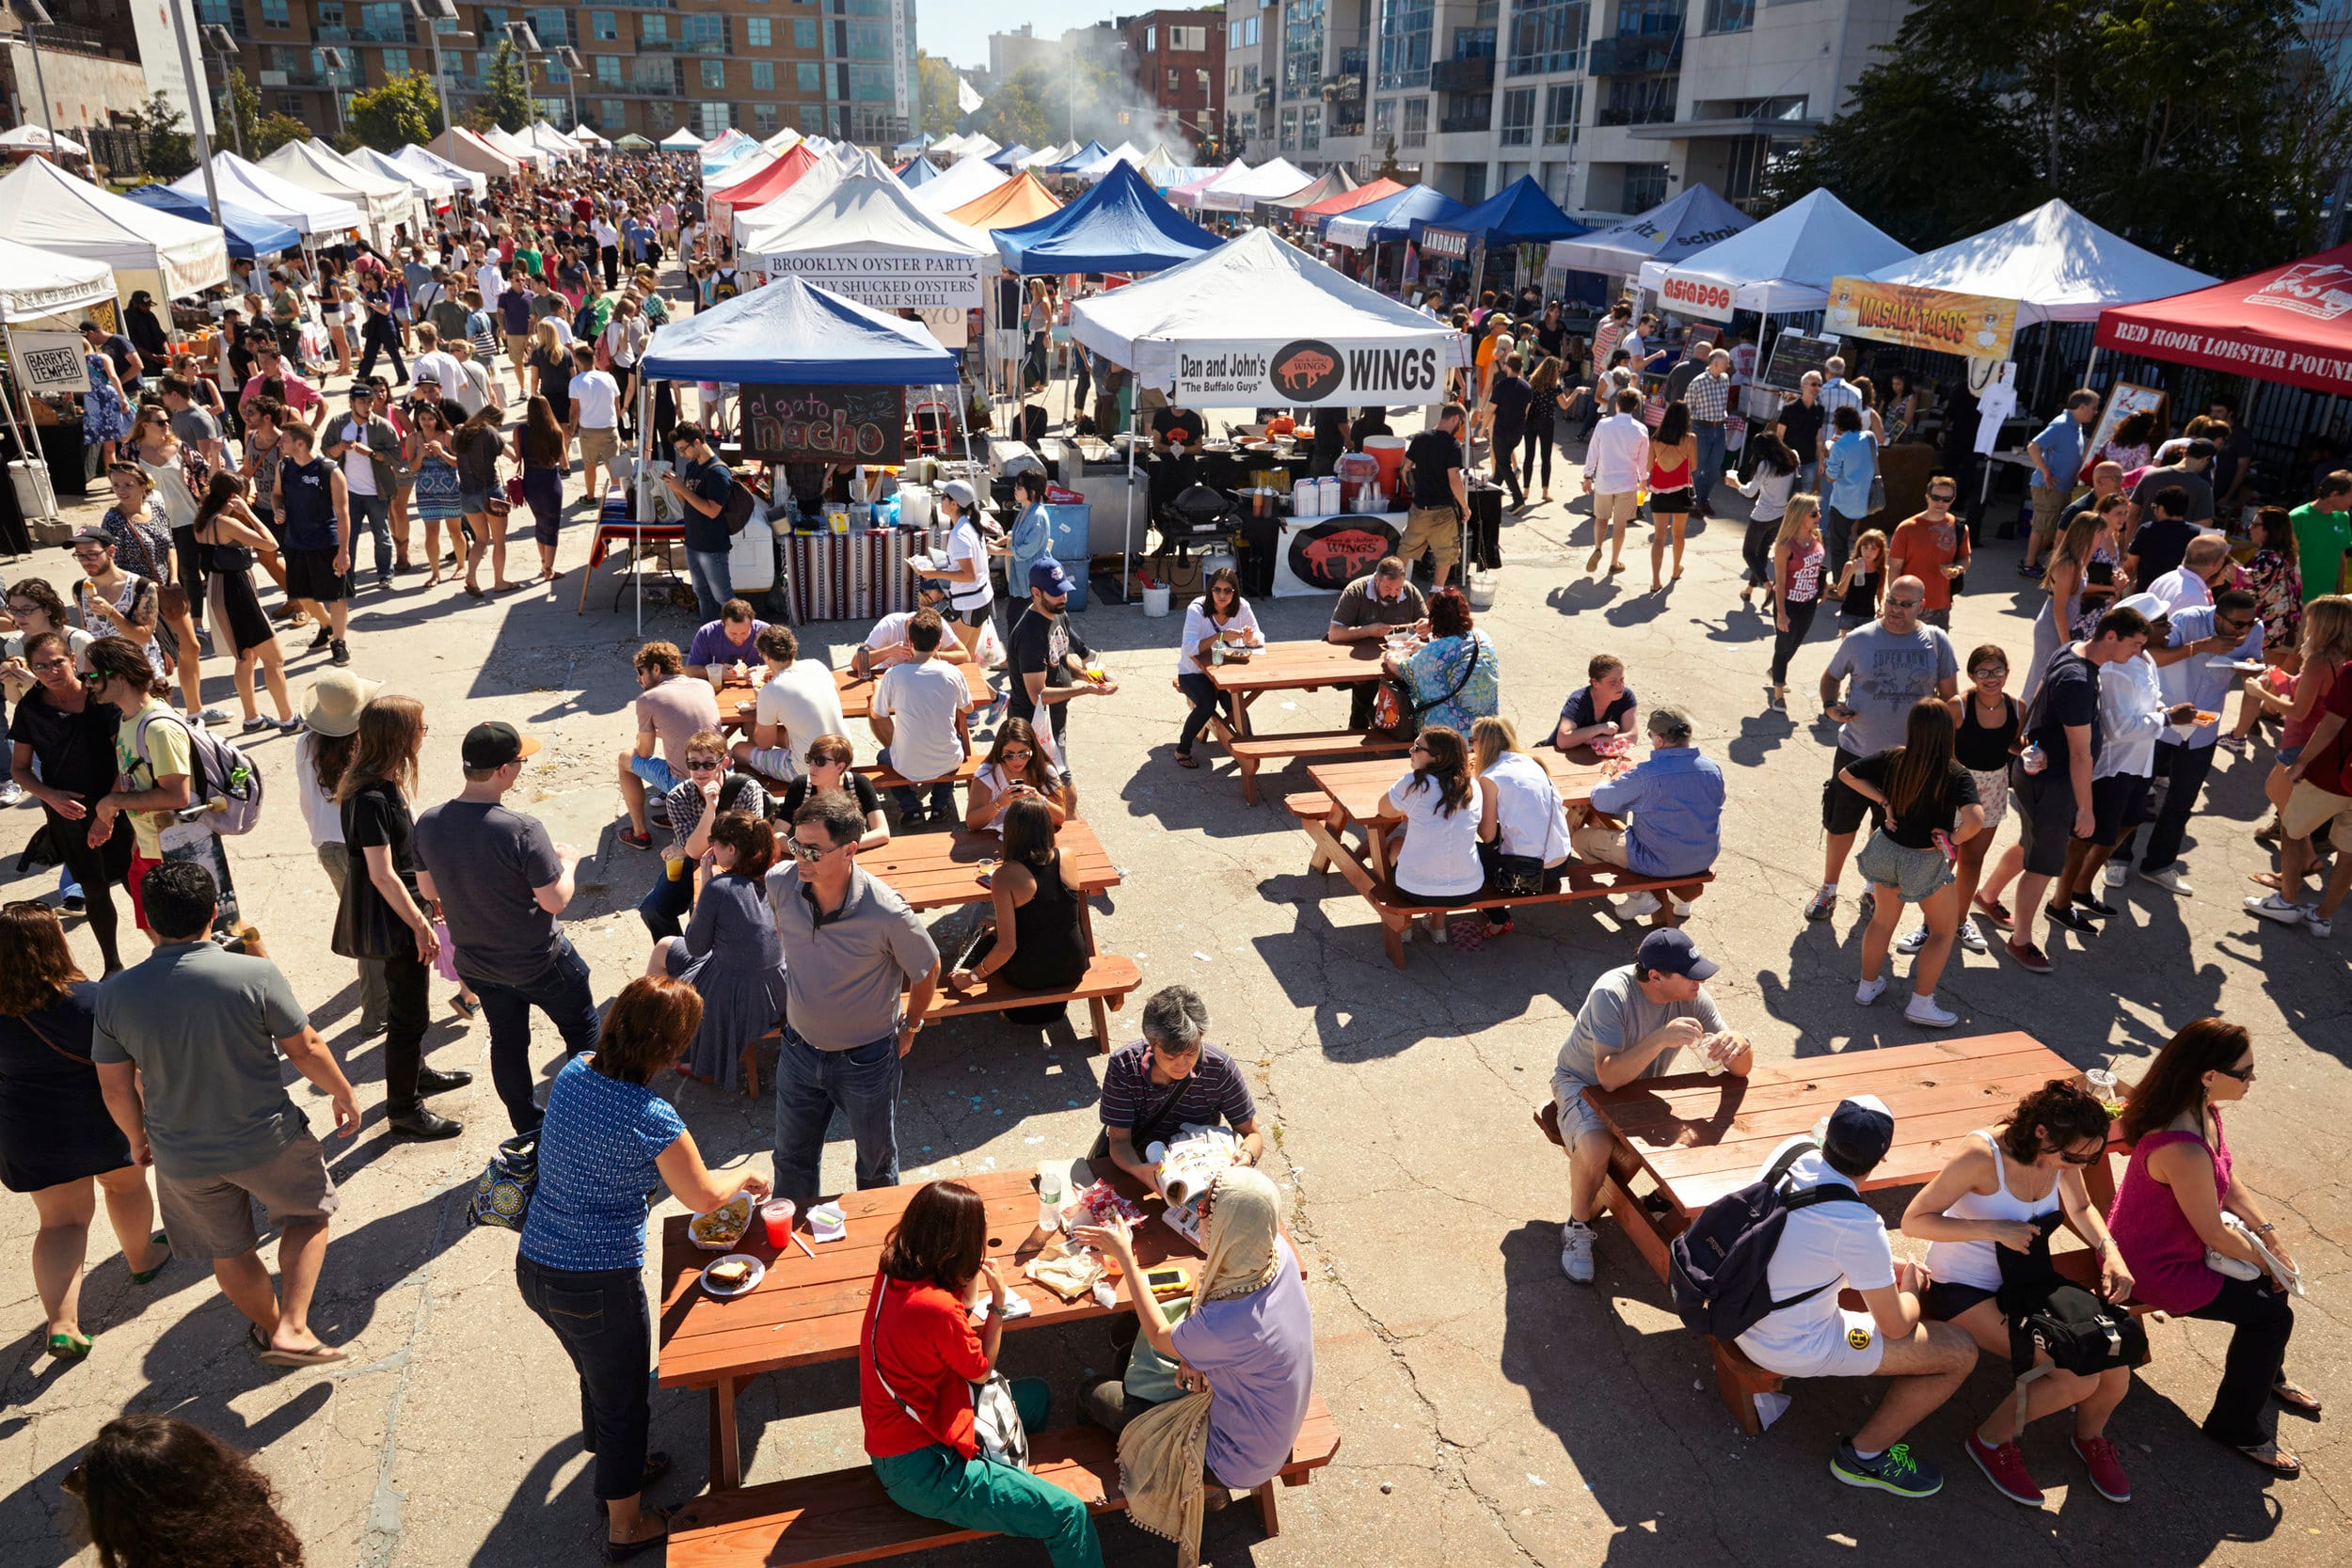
[761,1198,797,1247]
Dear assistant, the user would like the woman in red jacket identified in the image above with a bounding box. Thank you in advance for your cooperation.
[861,1180,1103,1567]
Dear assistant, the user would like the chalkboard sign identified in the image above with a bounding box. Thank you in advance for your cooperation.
[739,384,906,465]
[1758,331,1839,395]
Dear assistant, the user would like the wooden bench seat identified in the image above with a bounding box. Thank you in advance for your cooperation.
[923,956,1143,1037]
[667,1396,1341,1568]
[1362,865,1715,968]
[854,752,985,796]
[1225,730,1410,804]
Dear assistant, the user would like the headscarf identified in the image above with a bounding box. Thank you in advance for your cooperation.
[1118,1167,1285,1566]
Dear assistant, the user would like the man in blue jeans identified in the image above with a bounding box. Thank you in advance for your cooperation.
[415,721,601,1133]
[765,791,941,1209]
[661,420,738,622]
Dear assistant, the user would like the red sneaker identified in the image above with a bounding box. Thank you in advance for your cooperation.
[2071,1434,2132,1503]
[1966,1432,2045,1507]
[2004,939,2054,974]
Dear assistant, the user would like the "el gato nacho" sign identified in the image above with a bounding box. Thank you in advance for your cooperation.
[1826,277,2018,362]
[1173,337,1449,405]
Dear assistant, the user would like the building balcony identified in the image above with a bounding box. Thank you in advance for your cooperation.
[1430,55,1493,94]
[257,67,353,88]
[1438,109,1492,135]
[315,24,414,45]
[1255,84,1275,110]
[1588,35,1681,75]
[1328,109,1364,137]
[632,36,725,55]
[32,22,110,53]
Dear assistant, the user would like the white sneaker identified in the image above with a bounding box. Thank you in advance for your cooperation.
[1614,890,1662,920]
[1669,895,1695,919]
[1895,926,1929,956]
[2246,893,2305,926]
[1904,994,1959,1027]
[2138,864,2194,896]
[1560,1220,1597,1284]
[2304,906,2334,939]
[0,781,24,808]
[1958,916,1989,955]
[1856,975,1888,1006]
[2103,862,2128,889]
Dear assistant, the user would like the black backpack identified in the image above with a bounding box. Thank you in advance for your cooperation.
[1667,1140,1869,1341]
[1994,1212,2147,1425]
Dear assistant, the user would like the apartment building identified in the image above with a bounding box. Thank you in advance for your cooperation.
[1123,8,1222,145]
[187,0,915,147]
[1235,0,1907,219]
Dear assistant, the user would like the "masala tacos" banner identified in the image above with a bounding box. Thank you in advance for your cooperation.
[1826,277,2018,363]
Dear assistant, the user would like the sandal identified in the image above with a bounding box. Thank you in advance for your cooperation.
[1173,751,1200,769]
[603,1505,672,1563]
[2273,1377,2324,1416]
[130,1232,171,1284]
[451,994,480,1020]
[46,1330,92,1360]
[2226,1437,2301,1475]
[589,1453,672,1515]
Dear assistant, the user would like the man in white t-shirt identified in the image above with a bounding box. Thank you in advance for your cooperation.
[870,609,975,823]
[1735,1096,1978,1500]
[1581,388,1652,577]
[408,325,464,405]
[852,584,972,676]
[566,343,624,502]
[473,245,504,313]
[733,624,848,784]
[928,480,995,662]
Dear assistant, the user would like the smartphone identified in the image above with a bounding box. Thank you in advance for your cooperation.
[1145,1266,1187,1297]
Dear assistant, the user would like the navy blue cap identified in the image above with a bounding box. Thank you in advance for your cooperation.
[1635,927,1718,981]
[1825,1095,1896,1167]
[1028,557,1073,595]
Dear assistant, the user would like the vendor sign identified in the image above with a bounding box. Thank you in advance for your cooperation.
[1174,336,1450,406]
[11,329,90,395]
[739,383,906,464]
[1659,270,1736,322]
[1419,228,1471,261]
[1279,514,1402,595]
[752,252,981,310]
[1827,277,2018,362]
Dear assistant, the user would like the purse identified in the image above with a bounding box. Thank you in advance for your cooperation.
[869,1283,1030,1469]
[1994,1212,2148,1431]
[1122,1296,1194,1402]
[1372,639,1481,741]
[1491,852,1548,897]
[464,1133,539,1231]
[504,474,527,506]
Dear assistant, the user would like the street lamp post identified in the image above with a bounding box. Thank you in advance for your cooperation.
[6,0,57,151]
[405,0,469,159]
[319,46,349,140]
[161,0,223,225]
[554,44,583,135]
[501,20,541,126]
[199,24,245,160]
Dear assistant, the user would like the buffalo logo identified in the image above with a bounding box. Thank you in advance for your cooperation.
[1271,339,1345,402]
[1287,518,1399,592]
[1846,1324,1872,1352]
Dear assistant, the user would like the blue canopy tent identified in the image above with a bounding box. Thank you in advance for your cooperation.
[1412,174,1588,302]
[1046,139,1110,175]
[896,155,941,188]
[1323,183,1471,247]
[121,182,299,260]
[993,161,1222,276]
[986,142,1035,170]
[628,277,961,630]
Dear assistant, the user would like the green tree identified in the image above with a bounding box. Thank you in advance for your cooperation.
[347,69,447,153]
[1769,0,2352,277]
[969,57,1129,152]
[130,91,194,180]
[915,52,963,141]
[217,67,262,160]
[483,39,533,134]
[252,111,312,160]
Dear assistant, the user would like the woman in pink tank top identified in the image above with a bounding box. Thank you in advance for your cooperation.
[2107,1019,2313,1473]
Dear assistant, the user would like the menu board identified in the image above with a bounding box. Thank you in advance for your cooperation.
[738,383,906,465]
[1758,330,1839,394]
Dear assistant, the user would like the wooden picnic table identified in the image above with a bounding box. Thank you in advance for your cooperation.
[1578,1032,2109,1432]
[656,1167,1219,1490]
[1302,752,1609,886]
[718,662,995,734]
[1199,640,1404,801]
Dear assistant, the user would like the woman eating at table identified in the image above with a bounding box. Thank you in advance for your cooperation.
[1172,567,1264,769]
[648,812,787,1089]
[966,719,1070,833]
[946,798,1088,1025]
[1073,1165,1313,1558]
[1387,587,1498,739]
[1373,725,1497,936]
[772,734,890,851]
[517,976,770,1561]
[863,1180,1103,1568]
[1901,1079,2136,1506]
[1470,717,1571,935]
[2106,1017,2312,1477]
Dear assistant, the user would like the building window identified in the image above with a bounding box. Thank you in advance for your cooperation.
[1619,0,1684,38]
[1197,68,1209,98]
[751,60,774,89]
[1376,0,1433,92]
[701,58,725,87]
[794,18,817,48]
[800,103,826,132]
[600,98,625,126]
[311,2,340,28]
[590,10,616,41]
[1722,135,1773,203]
[682,15,724,50]
[1300,103,1321,150]
[756,103,777,132]
[383,47,408,76]
[1603,74,1678,126]
[1460,165,1486,204]
[1705,0,1755,33]
[1543,81,1581,145]
[641,14,666,43]
[1170,25,1206,51]
[746,17,771,46]
[1145,25,1156,51]
[278,93,303,115]
[1282,0,1325,97]
[1372,95,1397,149]
[595,55,621,85]
[1500,86,1534,146]
[630,55,672,89]
[1279,106,1298,151]
[261,0,290,26]
[1620,163,1669,211]
[1168,67,1179,94]
[695,101,730,136]
[797,61,822,93]
[1243,63,1258,93]
[1541,161,1572,204]
[1402,96,1427,148]
[1506,0,1586,76]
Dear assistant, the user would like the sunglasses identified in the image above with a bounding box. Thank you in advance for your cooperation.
[686,757,722,771]
[1928,493,1958,503]
[787,837,838,863]
[2213,1062,2257,1083]
[1971,666,2009,678]
[1886,597,1924,610]
[29,657,72,674]
[2037,1141,2105,1167]
[999,749,1033,763]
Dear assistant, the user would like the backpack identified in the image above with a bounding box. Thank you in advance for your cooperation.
[133,706,266,836]
[1667,1140,1869,1341]
[1994,1212,2147,1430]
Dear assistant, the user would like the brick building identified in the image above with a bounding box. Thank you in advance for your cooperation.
[1121,8,1221,146]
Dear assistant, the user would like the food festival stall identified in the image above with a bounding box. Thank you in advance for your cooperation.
[1199,158,1312,214]
[0,156,230,306]
[260,140,417,248]
[1414,174,1587,308]
[1642,187,1913,321]
[0,234,118,538]
[660,128,706,152]
[1544,182,1754,299]
[122,184,299,262]
[2094,240,2352,397]
[709,145,820,238]
[345,144,453,212]
[169,151,364,242]
[442,127,524,183]
[398,143,487,198]
[944,171,1062,232]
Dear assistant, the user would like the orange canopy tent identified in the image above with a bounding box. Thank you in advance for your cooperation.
[1295,177,1404,221]
[946,169,1063,231]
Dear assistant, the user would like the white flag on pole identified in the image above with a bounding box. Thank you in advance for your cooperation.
[957,75,984,115]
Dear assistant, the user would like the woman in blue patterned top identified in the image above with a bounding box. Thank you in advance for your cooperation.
[517,976,771,1560]
[1391,587,1500,738]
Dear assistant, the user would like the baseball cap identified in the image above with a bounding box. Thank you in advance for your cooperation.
[69,527,114,548]
[461,721,541,769]
[1635,927,1718,981]
[1824,1094,1896,1168]
[941,478,977,508]
[1028,557,1073,596]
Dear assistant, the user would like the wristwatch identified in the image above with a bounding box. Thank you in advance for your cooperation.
[2254,1221,2277,1235]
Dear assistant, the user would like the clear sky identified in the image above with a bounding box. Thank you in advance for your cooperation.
[921,1,1106,74]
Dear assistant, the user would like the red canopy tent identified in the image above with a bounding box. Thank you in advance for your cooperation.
[707,144,821,227]
[2094,242,2352,395]
[1296,177,1405,222]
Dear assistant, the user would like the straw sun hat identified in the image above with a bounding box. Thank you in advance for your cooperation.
[301,670,384,737]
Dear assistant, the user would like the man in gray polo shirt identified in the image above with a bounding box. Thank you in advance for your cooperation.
[766,791,941,1208]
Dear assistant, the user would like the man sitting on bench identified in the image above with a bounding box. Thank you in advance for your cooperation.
[1326,557,1427,729]
[1737,1097,1979,1501]
[1570,704,1724,923]
[852,581,974,677]
[1552,930,1750,1285]
[1092,985,1263,1187]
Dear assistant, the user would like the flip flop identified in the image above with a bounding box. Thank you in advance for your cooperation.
[129,1233,171,1284]
[2228,1437,2301,1476]
[2274,1378,2324,1416]
[258,1340,349,1369]
[46,1330,91,1360]
[1172,752,1199,769]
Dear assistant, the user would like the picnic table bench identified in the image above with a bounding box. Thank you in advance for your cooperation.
[1569,1033,2130,1433]
[1289,754,1711,967]
[1198,640,1405,802]
[719,664,996,736]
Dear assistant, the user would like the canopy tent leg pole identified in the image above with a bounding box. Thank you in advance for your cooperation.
[2084,346,2102,386]
[0,323,48,531]
[1121,401,1139,600]
[634,375,651,637]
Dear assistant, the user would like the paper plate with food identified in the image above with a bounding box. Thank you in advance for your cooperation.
[689,1193,755,1252]
[699,1253,765,1298]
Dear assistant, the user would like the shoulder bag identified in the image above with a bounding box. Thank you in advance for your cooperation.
[868,1283,1029,1469]
[465,1133,539,1231]
[1993,1212,2147,1432]
[1373,637,1481,741]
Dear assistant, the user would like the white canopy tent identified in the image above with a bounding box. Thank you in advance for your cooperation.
[1546,183,1753,278]
[1858,198,2215,328]
[954,134,1002,163]
[739,161,995,318]
[442,127,523,182]
[831,144,902,182]
[341,143,453,210]
[573,123,612,149]
[0,156,228,303]
[1168,160,1250,210]
[1641,188,1915,321]
[1020,142,1073,169]
[907,154,1009,214]
[1200,157,1312,213]
[485,127,550,171]
[659,127,705,151]
[1077,141,1146,182]
[1072,228,1468,583]
[171,152,361,240]
[261,141,415,245]
[705,147,780,197]
[530,120,584,161]
[761,127,805,156]
[397,143,485,197]
[0,235,117,522]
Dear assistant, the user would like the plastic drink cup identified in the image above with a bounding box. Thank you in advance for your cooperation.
[2022,741,2047,775]
[761,1198,797,1246]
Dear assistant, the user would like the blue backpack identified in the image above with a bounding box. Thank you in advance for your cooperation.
[1667,1139,1868,1341]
